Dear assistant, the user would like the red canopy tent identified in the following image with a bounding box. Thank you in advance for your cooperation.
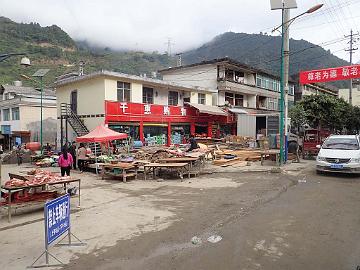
[76,125,127,143]
[76,125,127,174]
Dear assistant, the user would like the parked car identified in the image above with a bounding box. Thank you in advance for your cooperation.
[316,135,360,174]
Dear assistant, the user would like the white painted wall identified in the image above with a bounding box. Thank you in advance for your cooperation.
[162,64,218,89]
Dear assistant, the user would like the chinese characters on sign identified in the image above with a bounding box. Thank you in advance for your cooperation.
[300,64,360,84]
[116,102,188,117]
[45,194,70,245]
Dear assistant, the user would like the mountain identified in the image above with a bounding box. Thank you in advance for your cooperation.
[0,17,350,88]
[0,17,175,86]
[182,32,349,86]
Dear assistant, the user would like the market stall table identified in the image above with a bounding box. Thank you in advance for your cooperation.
[260,149,281,166]
[100,163,138,182]
[144,163,189,181]
[158,157,201,177]
[1,177,81,222]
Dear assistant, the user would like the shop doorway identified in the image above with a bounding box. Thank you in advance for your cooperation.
[195,124,208,137]
[256,116,266,136]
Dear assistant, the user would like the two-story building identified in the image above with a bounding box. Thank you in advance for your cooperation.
[295,82,338,102]
[54,70,234,146]
[338,79,360,106]
[159,58,295,137]
[0,81,57,149]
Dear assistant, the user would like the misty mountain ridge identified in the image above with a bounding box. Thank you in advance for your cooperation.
[182,32,349,87]
[0,17,349,88]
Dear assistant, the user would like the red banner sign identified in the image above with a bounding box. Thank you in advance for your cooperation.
[299,64,360,84]
[105,101,234,123]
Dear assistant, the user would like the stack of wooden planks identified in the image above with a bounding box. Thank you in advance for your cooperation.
[213,149,262,167]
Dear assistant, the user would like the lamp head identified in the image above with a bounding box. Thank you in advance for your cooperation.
[20,57,31,67]
[306,3,323,14]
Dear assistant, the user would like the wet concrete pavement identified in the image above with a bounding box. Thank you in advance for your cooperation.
[61,166,360,270]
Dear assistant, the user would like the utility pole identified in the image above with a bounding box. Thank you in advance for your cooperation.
[165,38,175,56]
[283,8,290,163]
[345,29,359,105]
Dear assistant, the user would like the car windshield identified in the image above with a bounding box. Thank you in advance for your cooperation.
[322,137,359,150]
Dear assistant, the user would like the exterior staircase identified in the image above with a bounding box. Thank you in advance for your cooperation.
[60,103,102,155]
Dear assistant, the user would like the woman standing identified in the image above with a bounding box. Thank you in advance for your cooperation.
[58,148,73,176]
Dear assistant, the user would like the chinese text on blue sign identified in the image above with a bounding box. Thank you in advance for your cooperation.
[45,194,70,245]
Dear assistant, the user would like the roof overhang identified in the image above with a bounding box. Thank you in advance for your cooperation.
[186,103,227,116]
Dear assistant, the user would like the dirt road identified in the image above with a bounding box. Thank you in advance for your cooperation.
[60,165,360,270]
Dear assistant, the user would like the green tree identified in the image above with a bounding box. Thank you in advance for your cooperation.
[289,103,307,130]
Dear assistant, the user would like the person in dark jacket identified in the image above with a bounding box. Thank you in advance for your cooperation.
[186,134,199,152]
[68,142,77,170]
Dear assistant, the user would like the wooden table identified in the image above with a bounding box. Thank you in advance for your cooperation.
[1,178,81,223]
[144,163,189,181]
[158,157,201,177]
[100,163,138,182]
[260,149,281,166]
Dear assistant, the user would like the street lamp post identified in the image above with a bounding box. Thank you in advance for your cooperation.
[0,53,31,66]
[21,69,50,154]
[272,2,323,165]
[0,53,30,184]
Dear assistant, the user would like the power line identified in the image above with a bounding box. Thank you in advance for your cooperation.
[169,39,348,82]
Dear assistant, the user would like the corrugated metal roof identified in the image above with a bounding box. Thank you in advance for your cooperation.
[187,103,227,116]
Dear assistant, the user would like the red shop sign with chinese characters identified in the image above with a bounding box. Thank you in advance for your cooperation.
[105,101,234,124]
[299,64,360,84]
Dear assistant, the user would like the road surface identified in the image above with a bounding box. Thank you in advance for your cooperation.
[64,168,360,270]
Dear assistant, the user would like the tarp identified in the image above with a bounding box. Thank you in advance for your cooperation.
[187,103,227,116]
[228,108,248,114]
[76,125,127,143]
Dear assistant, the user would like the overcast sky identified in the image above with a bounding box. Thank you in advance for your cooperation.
[1,0,360,62]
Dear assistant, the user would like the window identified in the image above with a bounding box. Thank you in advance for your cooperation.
[198,93,206,105]
[235,94,244,106]
[12,107,19,120]
[3,109,10,121]
[117,81,131,102]
[168,91,178,106]
[225,92,234,105]
[142,87,154,104]
[267,98,278,111]
[183,97,190,103]
[4,93,13,100]
[256,77,262,87]
[288,85,295,95]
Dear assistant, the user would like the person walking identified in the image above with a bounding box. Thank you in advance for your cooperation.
[15,144,23,165]
[69,141,77,170]
[77,143,87,172]
[58,147,73,176]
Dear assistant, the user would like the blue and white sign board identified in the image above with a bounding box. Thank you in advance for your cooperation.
[45,194,70,245]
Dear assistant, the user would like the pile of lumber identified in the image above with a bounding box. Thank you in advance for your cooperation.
[213,149,262,167]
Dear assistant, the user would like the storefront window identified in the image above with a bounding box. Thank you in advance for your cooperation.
[144,125,167,145]
[171,125,190,144]
[117,81,131,102]
[168,91,178,106]
[109,124,139,140]
[143,87,154,104]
